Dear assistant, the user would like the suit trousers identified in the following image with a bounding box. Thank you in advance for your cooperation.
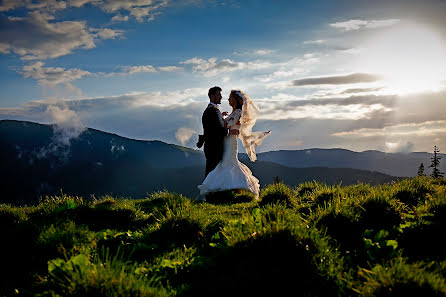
[204,143,223,177]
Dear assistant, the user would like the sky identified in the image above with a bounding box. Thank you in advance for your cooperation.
[1,0,446,153]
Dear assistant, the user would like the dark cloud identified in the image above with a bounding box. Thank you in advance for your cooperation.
[340,87,383,94]
[291,73,382,86]
[0,11,122,60]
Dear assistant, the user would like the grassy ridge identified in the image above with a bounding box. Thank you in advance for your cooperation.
[1,177,445,296]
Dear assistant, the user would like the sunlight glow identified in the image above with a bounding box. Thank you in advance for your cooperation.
[358,24,446,94]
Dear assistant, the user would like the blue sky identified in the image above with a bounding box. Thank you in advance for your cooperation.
[1,0,446,153]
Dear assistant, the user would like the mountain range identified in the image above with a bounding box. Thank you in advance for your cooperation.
[1,120,443,205]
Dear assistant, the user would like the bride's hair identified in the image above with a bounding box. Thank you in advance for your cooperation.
[230,90,244,110]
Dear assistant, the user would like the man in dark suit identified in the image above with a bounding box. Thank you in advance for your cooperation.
[198,86,239,177]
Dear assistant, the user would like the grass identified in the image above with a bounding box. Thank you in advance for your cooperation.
[1,177,445,296]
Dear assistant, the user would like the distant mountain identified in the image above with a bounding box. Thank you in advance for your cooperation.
[0,120,204,204]
[243,148,445,177]
[0,120,412,205]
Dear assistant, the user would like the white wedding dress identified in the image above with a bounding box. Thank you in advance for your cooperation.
[198,109,261,198]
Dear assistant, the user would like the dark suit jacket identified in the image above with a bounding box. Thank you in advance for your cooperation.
[202,104,228,166]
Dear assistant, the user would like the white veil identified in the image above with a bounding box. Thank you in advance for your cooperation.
[233,90,271,162]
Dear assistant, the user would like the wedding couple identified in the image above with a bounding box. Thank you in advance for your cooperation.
[197,86,271,199]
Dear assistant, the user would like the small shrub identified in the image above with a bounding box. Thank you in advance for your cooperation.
[136,191,191,217]
[392,178,436,207]
[308,187,336,209]
[38,251,167,297]
[358,196,403,230]
[0,206,27,226]
[139,216,206,260]
[184,226,343,297]
[295,181,320,198]
[73,206,144,230]
[315,207,363,255]
[258,182,296,208]
[355,258,446,296]
[36,221,93,259]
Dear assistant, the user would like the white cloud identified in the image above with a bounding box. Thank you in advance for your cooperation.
[332,120,446,138]
[0,42,11,54]
[111,14,129,22]
[330,19,400,31]
[259,102,389,121]
[385,141,414,153]
[181,57,271,77]
[22,61,91,94]
[157,66,183,72]
[46,104,85,145]
[98,0,169,22]
[119,65,182,74]
[175,127,196,145]
[23,61,91,85]
[303,39,326,44]
[121,65,157,74]
[1,0,170,22]
[254,49,275,55]
[91,28,124,39]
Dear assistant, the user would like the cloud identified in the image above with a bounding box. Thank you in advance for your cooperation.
[46,103,86,146]
[303,39,326,44]
[175,127,196,145]
[98,0,169,22]
[91,28,124,39]
[385,141,414,153]
[330,19,400,31]
[28,101,86,164]
[119,65,183,74]
[157,66,183,72]
[22,61,91,93]
[0,11,121,60]
[2,89,445,153]
[121,65,157,74]
[181,57,271,77]
[332,120,446,138]
[340,87,383,94]
[0,0,25,11]
[0,0,170,22]
[254,49,275,55]
[111,14,129,22]
[291,73,382,86]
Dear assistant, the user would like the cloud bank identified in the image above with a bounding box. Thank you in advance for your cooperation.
[330,19,400,31]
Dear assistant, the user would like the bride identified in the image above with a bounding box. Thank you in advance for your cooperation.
[198,90,271,199]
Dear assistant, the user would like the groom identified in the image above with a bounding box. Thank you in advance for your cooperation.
[198,86,239,177]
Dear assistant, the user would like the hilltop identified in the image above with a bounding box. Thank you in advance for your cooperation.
[1,177,445,296]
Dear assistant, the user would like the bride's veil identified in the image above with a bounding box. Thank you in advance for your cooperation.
[234,90,271,162]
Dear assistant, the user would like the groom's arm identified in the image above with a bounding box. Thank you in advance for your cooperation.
[207,108,229,137]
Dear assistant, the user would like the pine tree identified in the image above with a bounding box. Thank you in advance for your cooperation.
[429,146,444,178]
[417,163,425,176]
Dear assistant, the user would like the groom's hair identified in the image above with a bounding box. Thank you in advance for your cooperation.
[208,86,222,99]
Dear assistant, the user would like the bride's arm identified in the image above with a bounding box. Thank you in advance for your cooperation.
[225,109,241,128]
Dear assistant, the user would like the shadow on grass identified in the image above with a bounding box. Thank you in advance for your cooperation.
[179,229,342,297]
[204,190,255,205]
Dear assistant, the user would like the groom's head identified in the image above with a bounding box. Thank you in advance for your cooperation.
[208,86,222,104]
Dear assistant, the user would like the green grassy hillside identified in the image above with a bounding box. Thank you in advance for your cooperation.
[1,177,445,296]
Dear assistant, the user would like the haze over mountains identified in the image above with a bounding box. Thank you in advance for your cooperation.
[1,120,443,205]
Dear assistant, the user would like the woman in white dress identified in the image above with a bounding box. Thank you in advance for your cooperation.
[198,90,271,199]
